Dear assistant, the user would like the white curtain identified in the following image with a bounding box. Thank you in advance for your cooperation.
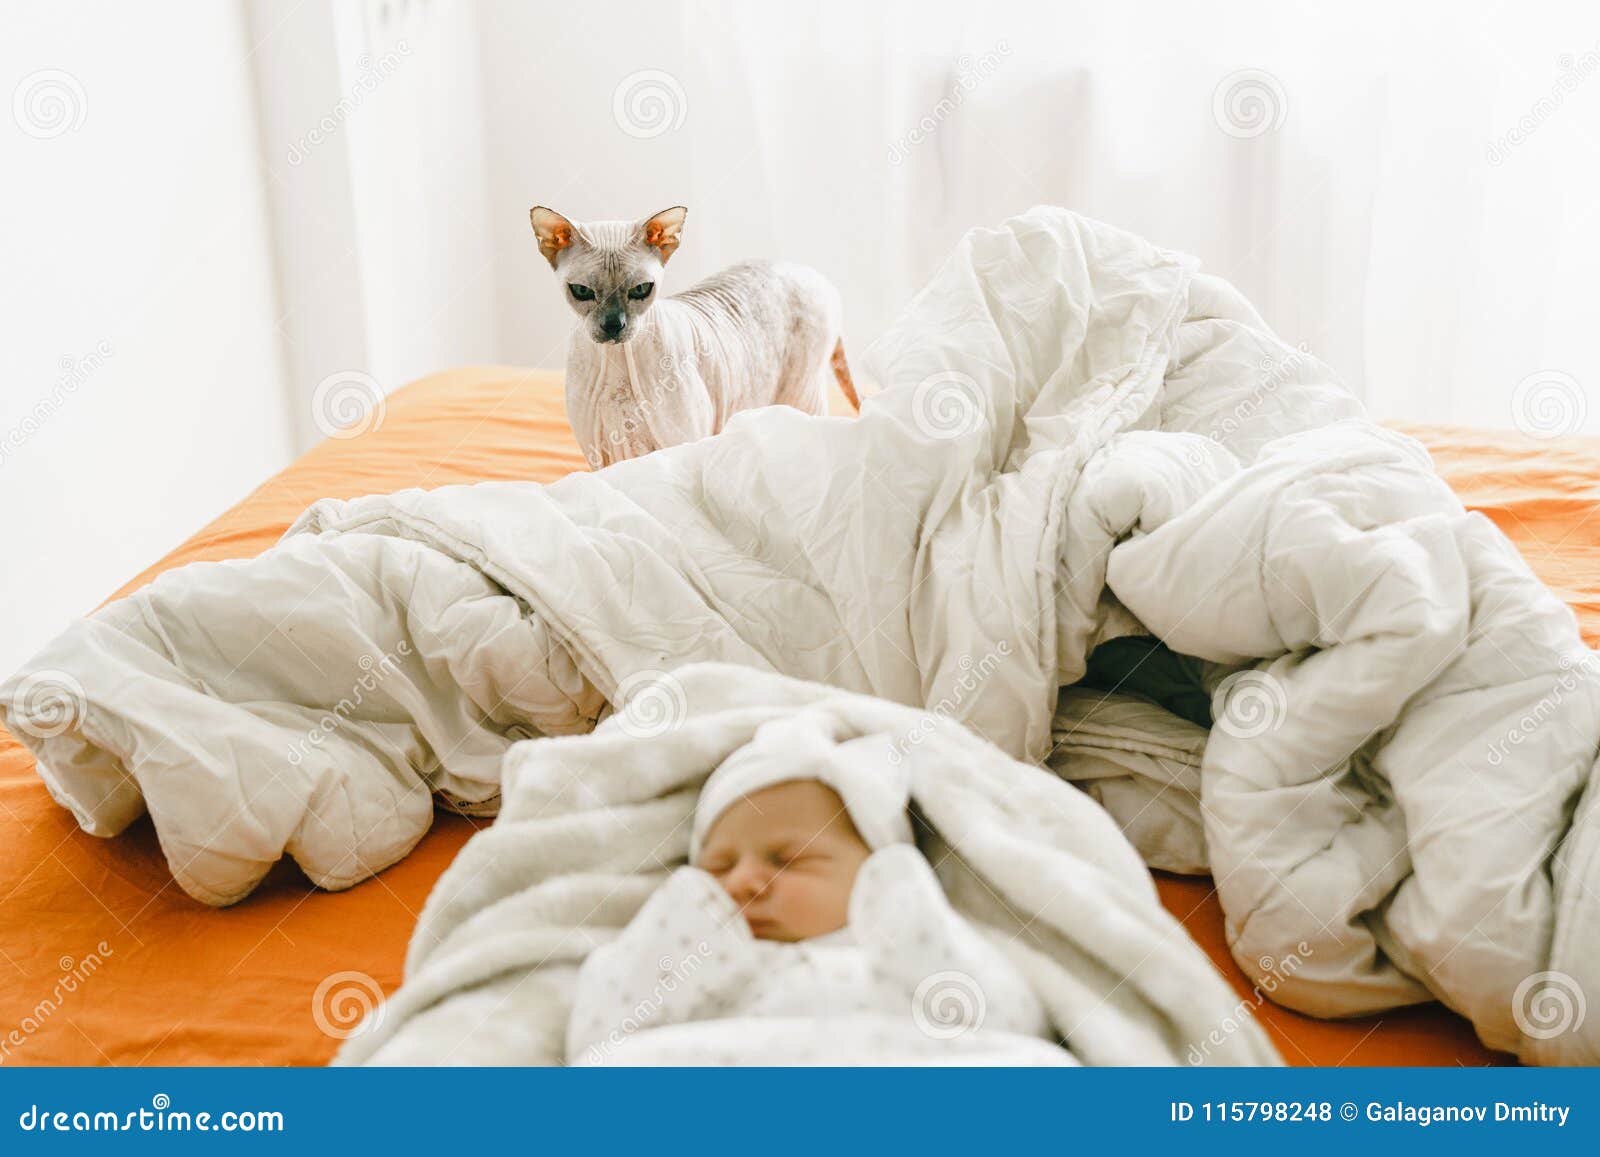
[475,0,1600,435]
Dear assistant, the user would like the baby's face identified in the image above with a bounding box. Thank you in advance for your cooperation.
[695,780,872,942]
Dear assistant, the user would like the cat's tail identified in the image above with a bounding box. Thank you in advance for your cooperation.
[831,339,861,412]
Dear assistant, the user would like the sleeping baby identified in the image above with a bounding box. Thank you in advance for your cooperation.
[565,729,1075,1065]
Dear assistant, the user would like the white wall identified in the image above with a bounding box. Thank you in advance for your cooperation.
[1,2,293,676]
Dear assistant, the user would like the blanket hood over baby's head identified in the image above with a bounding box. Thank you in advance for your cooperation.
[689,715,914,860]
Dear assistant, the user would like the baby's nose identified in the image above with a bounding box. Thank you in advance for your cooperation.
[722,858,768,901]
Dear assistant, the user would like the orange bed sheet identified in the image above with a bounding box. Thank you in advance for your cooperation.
[2,369,1595,1067]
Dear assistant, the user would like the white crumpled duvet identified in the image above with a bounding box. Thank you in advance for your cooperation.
[3,207,1596,1064]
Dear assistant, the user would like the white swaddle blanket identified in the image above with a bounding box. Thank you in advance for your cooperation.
[568,851,1071,1066]
[568,712,1074,1064]
[336,663,1279,1066]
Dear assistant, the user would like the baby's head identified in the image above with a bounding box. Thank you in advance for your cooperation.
[690,727,913,942]
[696,779,871,942]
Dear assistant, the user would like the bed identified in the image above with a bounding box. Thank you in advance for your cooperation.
[2,366,1595,1066]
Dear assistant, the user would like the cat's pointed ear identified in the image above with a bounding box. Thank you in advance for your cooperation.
[530,206,576,269]
[641,206,687,263]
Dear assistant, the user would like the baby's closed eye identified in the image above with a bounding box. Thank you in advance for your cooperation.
[772,847,834,870]
[767,840,820,867]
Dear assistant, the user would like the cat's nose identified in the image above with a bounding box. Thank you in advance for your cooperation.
[600,313,627,340]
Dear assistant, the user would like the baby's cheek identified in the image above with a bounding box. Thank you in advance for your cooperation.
[793,875,853,922]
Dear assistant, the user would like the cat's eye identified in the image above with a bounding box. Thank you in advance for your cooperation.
[568,284,595,301]
[627,282,654,301]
